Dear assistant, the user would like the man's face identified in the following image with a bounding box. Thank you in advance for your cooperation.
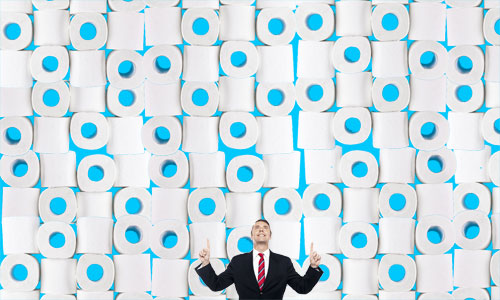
[251,221,272,243]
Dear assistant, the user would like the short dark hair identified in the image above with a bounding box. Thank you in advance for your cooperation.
[251,219,271,235]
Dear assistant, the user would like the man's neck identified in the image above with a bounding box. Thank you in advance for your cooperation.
[254,243,269,253]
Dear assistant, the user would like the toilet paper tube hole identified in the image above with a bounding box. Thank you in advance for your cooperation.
[237,166,253,182]
[11,264,28,281]
[125,197,143,214]
[427,155,444,173]
[118,60,136,78]
[12,159,28,177]
[118,90,136,107]
[382,13,399,31]
[50,197,67,215]
[81,122,98,139]
[230,51,247,68]
[382,84,399,102]
[388,264,406,282]
[427,226,443,244]
[155,55,171,74]
[198,197,216,216]
[161,231,178,249]
[230,122,247,138]
[345,117,361,134]
[268,18,285,35]
[4,22,21,40]
[42,56,59,72]
[125,226,142,244]
[420,122,437,140]
[463,193,480,210]
[306,14,323,31]
[192,88,209,106]
[351,232,368,249]
[314,193,331,211]
[389,193,406,212]
[455,85,473,102]
[238,237,253,253]
[43,89,60,107]
[5,127,21,145]
[457,56,473,74]
[49,232,66,248]
[420,51,436,69]
[87,264,104,282]
[80,22,97,41]
[193,17,210,35]
[154,126,171,144]
[318,264,330,281]
[268,89,284,106]
[344,47,360,63]
[161,160,178,178]
[274,198,291,215]
[495,119,500,134]
[88,165,105,182]
[307,84,323,102]
[351,161,368,178]
[463,221,480,239]
[496,19,500,35]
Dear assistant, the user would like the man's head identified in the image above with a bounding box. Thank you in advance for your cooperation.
[251,219,272,245]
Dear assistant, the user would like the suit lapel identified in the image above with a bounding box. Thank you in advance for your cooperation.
[245,252,260,290]
[262,251,276,292]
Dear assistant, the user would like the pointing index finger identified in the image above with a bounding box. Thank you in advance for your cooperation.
[310,242,314,254]
[207,239,210,249]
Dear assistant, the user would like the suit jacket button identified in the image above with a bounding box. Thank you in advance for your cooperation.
[260,292,263,295]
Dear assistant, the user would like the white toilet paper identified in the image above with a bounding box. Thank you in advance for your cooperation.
[106,12,144,50]
[31,81,70,117]
[0,0,32,13]
[0,87,33,117]
[335,1,372,36]
[262,152,300,188]
[0,151,40,188]
[226,155,265,192]
[150,219,189,259]
[343,188,380,223]
[189,152,226,188]
[39,152,77,187]
[297,41,335,78]
[181,8,219,46]
[372,41,408,78]
[218,76,255,112]
[226,225,252,260]
[418,292,454,300]
[415,254,453,292]
[295,78,335,112]
[379,217,416,254]
[149,151,189,188]
[342,259,379,295]
[188,188,226,223]
[76,154,116,192]
[32,0,68,10]
[189,222,227,259]
[304,217,342,254]
[335,72,373,108]
[447,7,485,46]
[295,3,334,41]
[415,147,456,184]
[263,188,302,222]
[0,50,32,88]
[152,259,190,297]
[256,45,294,83]
[484,8,500,45]
[455,147,491,183]
[76,291,114,300]
[188,259,225,296]
[181,82,219,117]
[225,192,262,228]
[114,215,152,254]
[76,192,112,218]
[39,187,76,223]
[76,217,113,254]
[108,0,145,11]
[182,45,220,82]
[219,5,255,41]
[453,210,491,250]
[219,112,258,150]
[304,147,343,184]
[69,50,107,87]
[33,10,70,46]
[2,217,40,254]
[144,80,182,116]
[115,292,153,300]
[408,2,446,41]
[297,112,335,150]
[371,3,409,41]
[372,77,410,112]
[37,221,76,258]
[69,0,107,13]
[490,151,500,186]
[76,254,114,291]
[141,116,182,155]
[303,254,341,292]
[333,107,372,145]
[416,183,454,220]
[333,37,371,74]
[0,254,39,291]
[378,254,416,292]
[379,148,416,184]
[447,45,484,85]
[151,188,189,224]
[114,254,152,293]
[70,112,109,150]
[143,45,183,84]
[302,183,342,218]
[2,187,39,218]
[269,221,301,259]
[408,112,449,151]
[220,41,259,78]
[492,251,500,286]
[106,85,145,117]
[482,108,500,145]
[115,153,150,187]
[107,117,144,155]
[339,151,379,188]
[416,215,454,254]
[114,187,151,220]
[107,50,145,89]
[0,117,32,156]
[145,6,182,45]
[379,183,417,218]
[33,117,70,154]
[30,46,69,83]
[408,41,448,80]
[256,82,295,117]
[256,7,296,46]
[447,112,484,150]
[372,112,409,149]
[40,258,77,294]
[182,116,219,153]
[339,222,378,259]
[454,249,491,288]
[452,288,490,300]
[0,12,33,50]
[69,12,107,50]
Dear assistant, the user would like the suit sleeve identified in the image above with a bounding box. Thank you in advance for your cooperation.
[194,260,235,292]
[286,258,324,294]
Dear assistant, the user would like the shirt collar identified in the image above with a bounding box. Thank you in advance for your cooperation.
[253,248,270,259]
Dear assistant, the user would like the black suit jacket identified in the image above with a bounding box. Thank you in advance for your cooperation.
[195,251,323,300]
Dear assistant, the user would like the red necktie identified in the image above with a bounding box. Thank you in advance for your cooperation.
[258,253,265,291]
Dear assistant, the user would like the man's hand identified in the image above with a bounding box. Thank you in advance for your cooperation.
[309,243,321,269]
[199,239,211,267]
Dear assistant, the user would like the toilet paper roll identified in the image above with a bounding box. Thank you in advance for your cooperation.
[482,108,500,145]
[181,8,219,46]
[378,254,416,292]
[447,7,485,46]
[0,50,32,88]
[115,292,153,300]
[484,9,500,45]
[0,254,39,291]
[295,78,335,112]
[378,218,416,254]
[106,11,144,50]
[108,0,145,11]
[339,222,378,259]
[190,222,227,259]
[114,215,152,254]
[409,41,448,80]
[142,116,182,155]
[76,217,113,254]
[410,75,446,111]
[297,41,335,79]
[332,37,371,73]
[0,12,33,50]
[0,86,32,117]
[454,210,491,250]
[418,293,454,300]
[333,107,372,145]
[0,151,40,188]
[416,215,454,254]
[256,45,294,83]
[189,152,226,188]
[40,152,75,186]
[297,111,335,150]
[69,50,107,87]
[342,259,379,295]
[303,254,341,292]
[77,155,116,192]
[0,0,32,13]
[304,147,343,184]
[263,188,303,222]
[225,192,262,228]
[39,187,77,223]
[256,82,296,117]
[372,112,409,148]
[145,6,183,46]
[0,117,32,155]
[372,41,409,78]
[78,192,112,217]
[32,81,70,117]
[302,183,342,218]
[226,225,252,260]
[182,45,220,82]
[256,8,296,46]
[76,254,114,291]
[304,217,342,254]
[30,46,69,83]
[379,183,417,218]
[408,112,449,151]
[339,151,379,188]
[219,112,258,150]
[453,183,491,215]
[226,155,265,192]
[269,221,301,259]
[295,3,334,41]
[149,151,189,188]
[114,187,151,220]
[69,13,107,50]
[143,45,183,84]
[37,221,76,258]
[263,152,301,188]
[106,85,144,117]
[343,188,380,224]
[335,72,372,108]
[379,147,416,184]
[219,5,255,41]
[33,10,70,46]
[188,188,226,223]
[447,45,484,85]
[371,4,409,41]
[447,80,484,112]
[151,190,188,225]
[189,259,225,296]
[107,50,145,89]
[70,112,109,150]
[335,0,372,36]
[343,296,377,300]
[415,254,453,293]
[181,82,219,116]
[218,76,255,112]
[144,80,182,116]
[372,77,410,112]
[150,219,189,259]
[220,41,259,78]
[490,151,500,186]
[32,0,69,10]
[69,0,107,13]
[454,249,492,288]
[492,251,500,286]
[33,117,70,154]
[113,254,151,293]
[76,291,114,300]
[415,148,456,183]
[416,183,454,220]
[2,217,40,254]
[182,116,219,153]
[151,258,190,298]
[2,187,39,218]
[494,188,500,214]
[452,288,490,300]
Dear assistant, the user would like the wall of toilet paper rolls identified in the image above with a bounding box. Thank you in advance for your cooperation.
[0,0,500,300]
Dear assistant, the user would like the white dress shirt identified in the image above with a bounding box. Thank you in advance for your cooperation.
[252,248,270,281]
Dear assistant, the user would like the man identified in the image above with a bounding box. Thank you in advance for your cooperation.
[195,219,323,299]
